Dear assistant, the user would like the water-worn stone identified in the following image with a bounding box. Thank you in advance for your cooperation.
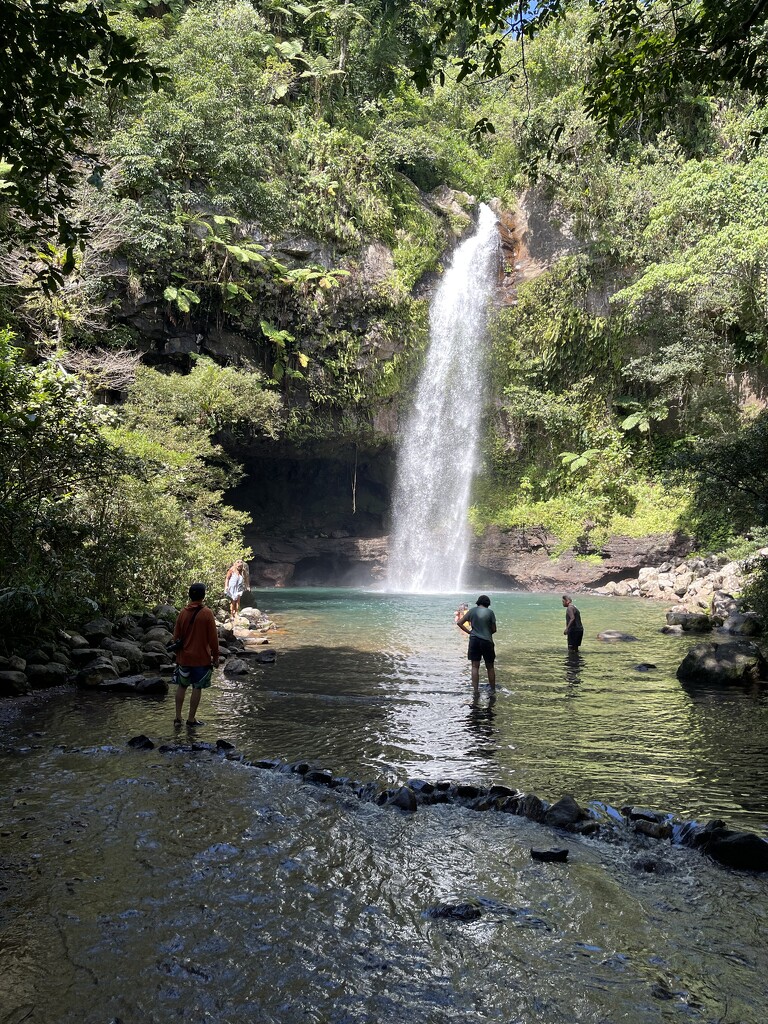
[25,648,50,664]
[101,638,144,672]
[597,631,639,642]
[25,662,69,688]
[723,611,763,636]
[425,902,483,921]
[676,642,768,686]
[112,656,132,676]
[95,675,167,695]
[142,651,171,669]
[154,603,178,620]
[127,734,155,750]
[634,820,673,840]
[543,794,587,829]
[76,659,120,686]
[530,848,569,863]
[143,626,174,644]
[517,793,548,821]
[69,647,103,666]
[81,617,114,643]
[634,663,657,672]
[224,658,249,676]
[250,649,277,664]
[304,769,339,787]
[389,786,417,813]
[0,671,31,697]
[703,831,768,871]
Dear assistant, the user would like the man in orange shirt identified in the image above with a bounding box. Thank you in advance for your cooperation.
[172,582,220,728]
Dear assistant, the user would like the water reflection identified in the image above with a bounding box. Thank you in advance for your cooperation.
[565,650,584,689]
[465,688,497,759]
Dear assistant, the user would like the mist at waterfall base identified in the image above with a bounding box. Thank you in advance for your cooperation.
[3,591,768,1024]
[388,204,499,593]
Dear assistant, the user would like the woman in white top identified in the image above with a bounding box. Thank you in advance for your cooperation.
[224,559,249,621]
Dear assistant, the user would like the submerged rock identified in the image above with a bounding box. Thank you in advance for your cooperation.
[127,734,155,750]
[389,786,417,813]
[597,631,639,642]
[530,848,569,863]
[425,902,483,921]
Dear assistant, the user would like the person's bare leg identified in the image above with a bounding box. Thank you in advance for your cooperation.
[487,664,496,688]
[471,661,480,688]
[174,685,186,722]
[187,687,202,724]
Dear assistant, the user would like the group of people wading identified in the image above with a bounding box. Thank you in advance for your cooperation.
[455,593,583,690]
[170,559,250,728]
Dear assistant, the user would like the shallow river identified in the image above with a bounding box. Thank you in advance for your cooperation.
[2,589,767,1023]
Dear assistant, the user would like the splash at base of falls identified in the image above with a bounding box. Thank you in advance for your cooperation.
[387,204,499,593]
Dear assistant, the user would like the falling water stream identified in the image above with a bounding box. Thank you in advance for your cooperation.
[388,205,499,592]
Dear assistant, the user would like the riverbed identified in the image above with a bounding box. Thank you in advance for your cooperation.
[2,589,767,1023]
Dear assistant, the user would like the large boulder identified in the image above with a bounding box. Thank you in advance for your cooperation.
[143,626,174,644]
[722,611,763,636]
[0,671,31,697]
[25,662,69,689]
[543,794,588,829]
[666,607,712,631]
[80,617,114,643]
[101,638,144,672]
[76,658,120,687]
[677,642,768,686]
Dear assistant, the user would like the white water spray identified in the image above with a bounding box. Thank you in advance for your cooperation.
[387,203,499,592]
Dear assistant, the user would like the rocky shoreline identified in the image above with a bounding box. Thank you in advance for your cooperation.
[0,604,279,699]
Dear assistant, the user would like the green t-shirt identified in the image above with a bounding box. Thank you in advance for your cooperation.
[466,605,496,642]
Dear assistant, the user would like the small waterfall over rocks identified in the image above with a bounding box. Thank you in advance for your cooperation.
[388,204,499,592]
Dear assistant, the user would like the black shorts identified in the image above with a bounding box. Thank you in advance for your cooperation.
[566,628,584,649]
[468,636,495,665]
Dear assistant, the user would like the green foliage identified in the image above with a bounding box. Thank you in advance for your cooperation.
[741,556,768,624]
[0,0,160,291]
[0,337,279,650]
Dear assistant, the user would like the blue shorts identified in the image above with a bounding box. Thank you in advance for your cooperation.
[468,636,495,665]
[174,665,213,689]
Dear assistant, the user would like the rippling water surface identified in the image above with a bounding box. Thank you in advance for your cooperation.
[2,589,767,1023]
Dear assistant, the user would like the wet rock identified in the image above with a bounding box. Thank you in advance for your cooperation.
[425,902,483,921]
[215,738,236,751]
[407,779,435,798]
[498,795,523,813]
[530,848,569,863]
[127,734,155,750]
[287,761,311,775]
[572,820,600,836]
[112,656,132,676]
[623,806,664,823]
[456,783,484,801]
[597,631,639,642]
[634,820,673,840]
[0,671,31,697]
[93,675,167,695]
[253,758,283,770]
[634,663,657,672]
[81,617,114,643]
[517,793,548,821]
[304,769,339,787]
[250,649,277,664]
[489,784,518,800]
[543,794,587,829]
[223,658,249,676]
[389,786,417,813]
[685,820,768,871]
[355,782,380,802]
[660,625,683,635]
[676,642,768,686]
[25,662,69,688]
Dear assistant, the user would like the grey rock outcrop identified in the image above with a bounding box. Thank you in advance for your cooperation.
[676,642,768,686]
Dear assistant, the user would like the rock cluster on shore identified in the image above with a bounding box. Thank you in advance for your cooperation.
[0,604,278,698]
[595,552,761,604]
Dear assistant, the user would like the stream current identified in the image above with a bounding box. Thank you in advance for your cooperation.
[2,589,767,1023]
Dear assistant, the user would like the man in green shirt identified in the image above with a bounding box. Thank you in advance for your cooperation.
[456,595,497,689]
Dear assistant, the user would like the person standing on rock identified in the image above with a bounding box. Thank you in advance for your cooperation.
[456,595,497,689]
[562,595,584,650]
[224,559,249,622]
[172,582,219,728]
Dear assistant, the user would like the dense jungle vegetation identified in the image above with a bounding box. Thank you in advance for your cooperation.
[2,0,768,644]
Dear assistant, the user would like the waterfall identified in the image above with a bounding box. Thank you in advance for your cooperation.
[387,203,499,592]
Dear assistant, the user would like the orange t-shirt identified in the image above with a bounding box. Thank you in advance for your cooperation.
[173,602,219,667]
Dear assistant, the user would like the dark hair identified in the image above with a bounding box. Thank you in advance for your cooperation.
[189,583,206,601]
[476,594,491,607]
[562,594,571,602]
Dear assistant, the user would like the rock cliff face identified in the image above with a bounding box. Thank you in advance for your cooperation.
[246,526,692,591]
